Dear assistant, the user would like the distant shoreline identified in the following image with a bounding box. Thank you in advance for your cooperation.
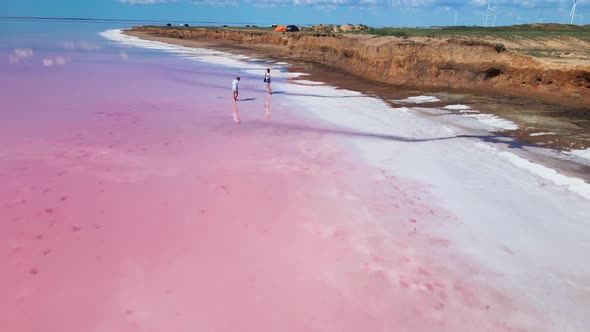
[0,16,269,26]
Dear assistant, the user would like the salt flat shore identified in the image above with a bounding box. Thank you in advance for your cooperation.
[125,27,590,159]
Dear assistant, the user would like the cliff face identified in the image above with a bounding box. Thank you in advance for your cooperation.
[131,26,590,104]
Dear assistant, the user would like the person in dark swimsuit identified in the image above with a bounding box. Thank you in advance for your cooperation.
[264,68,272,95]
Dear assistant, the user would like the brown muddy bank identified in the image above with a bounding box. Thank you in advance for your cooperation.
[129,26,590,108]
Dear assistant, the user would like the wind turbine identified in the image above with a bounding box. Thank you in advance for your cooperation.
[484,0,496,27]
[570,0,577,24]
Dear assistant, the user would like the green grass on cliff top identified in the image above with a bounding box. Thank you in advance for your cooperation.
[143,23,590,41]
[357,24,590,40]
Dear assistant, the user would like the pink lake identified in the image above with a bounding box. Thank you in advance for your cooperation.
[0,19,550,332]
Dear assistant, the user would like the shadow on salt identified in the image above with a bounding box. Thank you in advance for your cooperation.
[442,104,518,132]
[564,148,590,165]
[408,102,519,132]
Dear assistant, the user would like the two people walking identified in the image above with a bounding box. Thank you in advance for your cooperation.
[231,68,272,123]
[231,68,272,102]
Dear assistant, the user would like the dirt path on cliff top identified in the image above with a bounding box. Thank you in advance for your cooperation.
[469,35,590,68]
[338,33,590,69]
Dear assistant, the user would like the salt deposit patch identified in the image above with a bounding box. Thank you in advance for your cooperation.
[464,113,518,131]
[392,107,413,114]
[289,80,327,86]
[530,132,556,137]
[395,96,441,104]
[443,104,472,111]
[569,148,590,162]
[477,143,590,200]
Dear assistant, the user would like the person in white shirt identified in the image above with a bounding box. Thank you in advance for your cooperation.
[232,76,240,101]
[264,69,272,95]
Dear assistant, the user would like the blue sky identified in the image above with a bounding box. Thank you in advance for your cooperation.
[0,0,587,27]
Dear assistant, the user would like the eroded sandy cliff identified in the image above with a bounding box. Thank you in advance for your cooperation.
[130,26,590,105]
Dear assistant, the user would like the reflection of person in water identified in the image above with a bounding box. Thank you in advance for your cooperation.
[264,94,271,119]
[233,100,240,123]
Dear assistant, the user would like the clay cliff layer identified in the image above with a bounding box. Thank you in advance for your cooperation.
[130,26,590,105]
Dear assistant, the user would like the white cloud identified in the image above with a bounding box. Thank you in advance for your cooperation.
[13,48,33,57]
[42,58,54,67]
[42,57,69,67]
[9,48,32,64]
[59,41,103,51]
[54,57,67,65]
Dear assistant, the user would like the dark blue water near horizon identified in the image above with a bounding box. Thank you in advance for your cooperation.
[0,16,276,29]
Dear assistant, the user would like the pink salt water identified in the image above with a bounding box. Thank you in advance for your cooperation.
[1,20,545,331]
